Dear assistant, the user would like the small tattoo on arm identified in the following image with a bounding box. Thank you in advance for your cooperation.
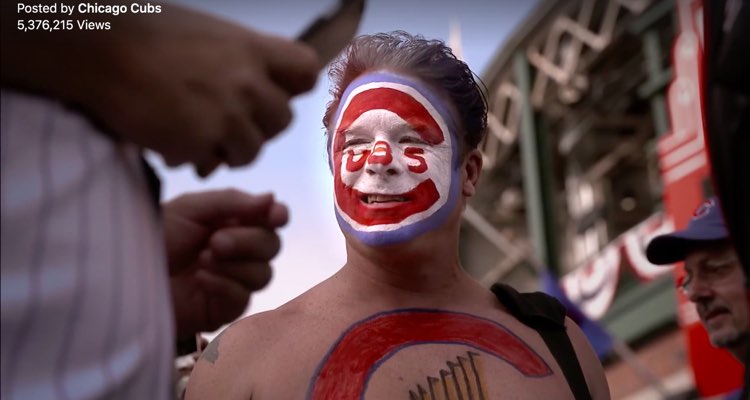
[201,334,222,364]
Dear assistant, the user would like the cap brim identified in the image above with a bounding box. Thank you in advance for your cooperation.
[646,235,691,265]
[646,232,727,265]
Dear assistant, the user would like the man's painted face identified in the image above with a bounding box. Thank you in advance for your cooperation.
[684,244,750,354]
[329,72,461,246]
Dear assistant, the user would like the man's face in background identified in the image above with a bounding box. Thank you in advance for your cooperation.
[684,243,750,355]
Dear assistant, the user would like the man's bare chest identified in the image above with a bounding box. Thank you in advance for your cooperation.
[253,308,571,400]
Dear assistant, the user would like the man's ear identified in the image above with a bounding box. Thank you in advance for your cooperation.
[462,149,483,197]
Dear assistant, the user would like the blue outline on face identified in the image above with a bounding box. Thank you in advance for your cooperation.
[329,71,462,247]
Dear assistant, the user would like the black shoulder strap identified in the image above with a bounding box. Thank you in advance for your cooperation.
[491,283,593,400]
[537,323,593,400]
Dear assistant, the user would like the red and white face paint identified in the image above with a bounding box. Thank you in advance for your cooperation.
[329,72,460,246]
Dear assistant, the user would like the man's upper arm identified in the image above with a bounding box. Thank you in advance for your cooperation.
[564,317,612,400]
[185,327,253,400]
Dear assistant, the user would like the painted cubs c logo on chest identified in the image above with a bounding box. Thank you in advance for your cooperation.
[306,309,551,399]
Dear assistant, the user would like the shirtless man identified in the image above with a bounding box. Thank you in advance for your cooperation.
[186,31,610,400]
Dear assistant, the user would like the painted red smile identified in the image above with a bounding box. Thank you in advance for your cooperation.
[335,178,439,225]
[360,194,409,207]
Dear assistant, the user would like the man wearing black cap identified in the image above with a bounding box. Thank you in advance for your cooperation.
[647,197,750,363]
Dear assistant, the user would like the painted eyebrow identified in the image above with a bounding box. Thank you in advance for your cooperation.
[344,118,413,136]
[387,118,433,137]
[394,121,417,133]
[342,127,367,137]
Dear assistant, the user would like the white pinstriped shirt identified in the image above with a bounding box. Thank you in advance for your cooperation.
[1,90,175,399]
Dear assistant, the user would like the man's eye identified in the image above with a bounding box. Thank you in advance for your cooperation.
[399,137,425,145]
[706,262,731,277]
[705,265,720,274]
[344,139,368,148]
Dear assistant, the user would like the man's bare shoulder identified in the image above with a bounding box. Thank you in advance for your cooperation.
[564,316,612,399]
[185,300,322,400]
[201,311,278,364]
[208,301,315,357]
[184,313,270,399]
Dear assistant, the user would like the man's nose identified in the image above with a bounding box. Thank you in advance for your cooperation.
[365,141,399,176]
[686,278,714,302]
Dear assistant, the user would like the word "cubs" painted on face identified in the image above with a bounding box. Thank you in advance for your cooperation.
[329,72,461,246]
